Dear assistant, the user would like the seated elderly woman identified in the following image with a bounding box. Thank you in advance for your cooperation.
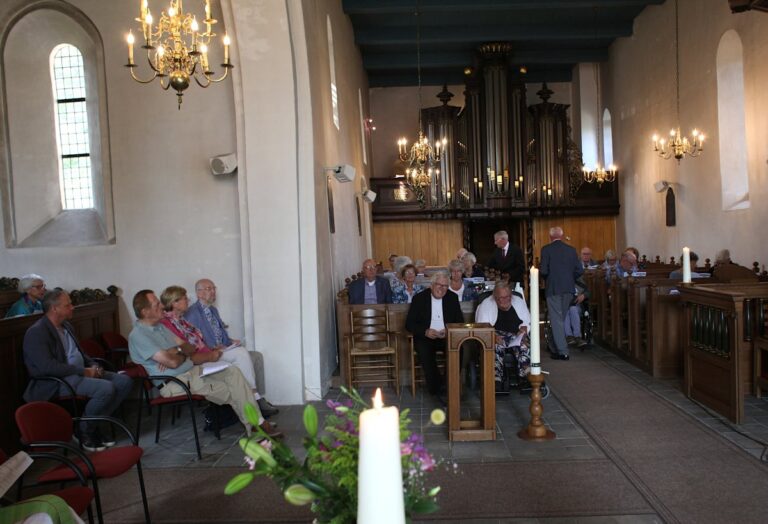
[159,285,278,416]
[391,264,424,304]
[461,251,485,278]
[5,274,46,318]
[447,259,479,302]
[475,282,531,389]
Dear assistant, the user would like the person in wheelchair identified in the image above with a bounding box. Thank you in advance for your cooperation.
[565,277,590,349]
[475,282,531,392]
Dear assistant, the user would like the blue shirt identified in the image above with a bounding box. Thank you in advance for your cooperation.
[129,321,194,377]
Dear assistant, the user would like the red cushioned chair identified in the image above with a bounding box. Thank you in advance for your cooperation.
[99,331,130,368]
[15,401,150,524]
[1,448,95,524]
[133,364,221,460]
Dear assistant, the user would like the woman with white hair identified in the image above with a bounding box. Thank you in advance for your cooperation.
[461,251,485,278]
[5,274,46,318]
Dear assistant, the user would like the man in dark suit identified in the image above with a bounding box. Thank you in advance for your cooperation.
[405,271,464,400]
[540,227,583,360]
[22,289,133,451]
[486,230,525,285]
[347,258,393,304]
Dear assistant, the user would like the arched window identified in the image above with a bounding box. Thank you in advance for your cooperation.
[602,108,613,167]
[327,16,339,130]
[1,7,114,247]
[716,30,749,211]
[50,44,93,210]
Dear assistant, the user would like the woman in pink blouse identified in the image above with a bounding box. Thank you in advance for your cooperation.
[159,285,278,416]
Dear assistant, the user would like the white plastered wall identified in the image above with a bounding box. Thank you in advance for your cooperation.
[606,0,768,266]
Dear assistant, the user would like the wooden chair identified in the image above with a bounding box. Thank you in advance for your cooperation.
[346,307,399,392]
[407,334,446,397]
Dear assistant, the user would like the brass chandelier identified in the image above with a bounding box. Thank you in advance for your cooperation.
[126,0,234,109]
[582,164,617,186]
[395,2,446,198]
[651,0,704,161]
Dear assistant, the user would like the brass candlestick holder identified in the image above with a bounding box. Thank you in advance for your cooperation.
[518,371,555,441]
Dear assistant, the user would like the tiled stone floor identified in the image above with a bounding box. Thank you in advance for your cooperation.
[111,343,768,523]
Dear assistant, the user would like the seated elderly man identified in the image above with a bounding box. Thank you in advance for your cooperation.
[347,259,393,304]
[129,289,281,438]
[183,279,278,416]
[5,274,46,318]
[475,282,531,390]
[405,271,464,402]
[580,247,596,269]
[23,289,133,451]
[607,251,637,282]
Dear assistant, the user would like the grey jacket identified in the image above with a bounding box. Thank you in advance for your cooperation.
[22,316,93,402]
[540,239,583,297]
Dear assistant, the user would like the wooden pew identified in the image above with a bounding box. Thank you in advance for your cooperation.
[679,283,768,423]
[0,296,120,454]
[755,335,768,398]
[0,289,21,318]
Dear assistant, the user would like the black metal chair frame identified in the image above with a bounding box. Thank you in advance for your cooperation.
[135,373,221,461]
[21,415,150,524]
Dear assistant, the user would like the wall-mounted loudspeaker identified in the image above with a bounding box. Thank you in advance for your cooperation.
[325,164,356,183]
[361,189,377,203]
[653,180,669,193]
[210,153,237,176]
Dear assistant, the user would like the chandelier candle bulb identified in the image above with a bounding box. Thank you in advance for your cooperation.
[223,34,230,64]
[682,247,691,283]
[357,389,405,524]
[144,12,152,45]
[127,32,135,64]
[529,267,540,374]
[205,0,211,20]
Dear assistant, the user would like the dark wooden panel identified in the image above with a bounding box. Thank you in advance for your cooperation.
[0,297,119,453]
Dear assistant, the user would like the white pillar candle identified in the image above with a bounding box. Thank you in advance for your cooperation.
[357,389,405,524]
[529,267,540,375]
[682,246,691,283]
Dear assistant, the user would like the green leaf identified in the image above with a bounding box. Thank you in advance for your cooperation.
[239,437,277,467]
[410,498,439,514]
[303,404,318,437]
[224,472,254,495]
[284,483,316,505]
[244,402,261,427]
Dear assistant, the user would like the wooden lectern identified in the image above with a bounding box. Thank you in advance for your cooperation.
[446,323,496,441]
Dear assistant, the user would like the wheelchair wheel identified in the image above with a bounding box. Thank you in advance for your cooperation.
[540,382,550,399]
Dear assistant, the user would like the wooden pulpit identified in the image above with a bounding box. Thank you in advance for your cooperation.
[446,323,496,441]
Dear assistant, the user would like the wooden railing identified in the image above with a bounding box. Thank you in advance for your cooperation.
[0,296,120,453]
[679,283,768,423]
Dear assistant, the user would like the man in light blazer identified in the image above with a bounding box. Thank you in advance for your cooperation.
[22,289,133,451]
[347,258,393,305]
[405,271,464,400]
[539,226,583,360]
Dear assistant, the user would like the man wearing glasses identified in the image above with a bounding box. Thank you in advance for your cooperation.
[347,259,393,305]
[406,271,464,402]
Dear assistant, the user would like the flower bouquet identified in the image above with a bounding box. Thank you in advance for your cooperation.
[225,387,444,524]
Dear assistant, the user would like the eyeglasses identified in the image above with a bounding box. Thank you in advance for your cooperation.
[198,287,216,291]
[432,283,448,289]
[30,284,46,289]
[363,265,377,270]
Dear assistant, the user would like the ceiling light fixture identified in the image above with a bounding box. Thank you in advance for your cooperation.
[125,0,234,109]
[651,0,704,161]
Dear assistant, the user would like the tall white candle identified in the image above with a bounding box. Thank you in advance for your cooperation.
[357,389,405,524]
[682,246,691,283]
[529,267,540,375]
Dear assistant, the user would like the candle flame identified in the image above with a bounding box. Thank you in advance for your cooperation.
[372,388,383,409]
